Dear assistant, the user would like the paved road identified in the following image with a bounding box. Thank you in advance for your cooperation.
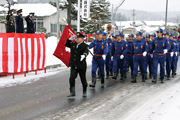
[1,62,180,120]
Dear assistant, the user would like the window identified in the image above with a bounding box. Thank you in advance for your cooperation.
[51,24,65,33]
[33,18,44,33]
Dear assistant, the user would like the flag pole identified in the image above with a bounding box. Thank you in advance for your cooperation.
[77,0,80,32]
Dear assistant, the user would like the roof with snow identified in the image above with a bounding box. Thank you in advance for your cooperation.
[0,4,57,17]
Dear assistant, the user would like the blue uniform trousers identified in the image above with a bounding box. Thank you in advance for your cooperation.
[171,54,176,71]
[105,53,111,72]
[153,54,166,78]
[175,53,179,69]
[92,57,105,78]
[166,53,172,74]
[112,55,125,75]
[124,54,133,72]
[145,55,153,73]
[133,55,146,76]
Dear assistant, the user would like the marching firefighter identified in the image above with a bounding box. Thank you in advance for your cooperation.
[151,28,170,83]
[123,33,134,78]
[65,32,89,97]
[172,35,179,77]
[164,32,175,80]
[144,33,153,79]
[111,32,128,80]
[131,31,149,83]
[6,9,15,33]
[25,12,35,33]
[151,33,156,41]
[15,9,24,33]
[89,30,108,88]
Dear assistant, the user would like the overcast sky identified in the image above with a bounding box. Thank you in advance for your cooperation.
[107,0,180,12]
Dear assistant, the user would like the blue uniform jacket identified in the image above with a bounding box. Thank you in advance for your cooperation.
[168,39,176,52]
[152,37,170,53]
[133,39,149,54]
[25,15,35,33]
[126,41,134,54]
[15,14,24,33]
[147,41,153,54]
[111,40,128,56]
[174,41,180,52]
[89,39,108,56]
[103,39,112,53]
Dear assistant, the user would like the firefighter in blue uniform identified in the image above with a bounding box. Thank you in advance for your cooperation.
[109,34,117,77]
[164,32,175,80]
[151,28,170,83]
[15,9,24,33]
[25,12,35,33]
[131,31,149,83]
[89,30,108,88]
[102,32,112,79]
[124,33,134,78]
[144,33,153,79]
[151,33,156,41]
[111,32,128,80]
[172,35,179,76]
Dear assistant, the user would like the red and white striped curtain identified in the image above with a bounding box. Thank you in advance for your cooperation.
[0,33,46,73]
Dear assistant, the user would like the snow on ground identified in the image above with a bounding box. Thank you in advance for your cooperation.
[0,36,93,88]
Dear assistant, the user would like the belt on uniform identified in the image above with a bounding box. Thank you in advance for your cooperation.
[134,53,142,55]
[147,53,151,55]
[126,53,132,56]
[115,54,122,56]
[154,53,165,55]
[167,52,171,53]
[94,54,103,56]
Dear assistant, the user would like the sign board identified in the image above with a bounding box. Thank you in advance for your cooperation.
[82,0,90,18]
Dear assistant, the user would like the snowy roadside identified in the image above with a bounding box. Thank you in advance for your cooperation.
[0,36,93,88]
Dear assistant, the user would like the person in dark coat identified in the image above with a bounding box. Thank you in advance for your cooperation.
[6,9,15,33]
[15,9,24,33]
[25,13,35,33]
[65,32,89,97]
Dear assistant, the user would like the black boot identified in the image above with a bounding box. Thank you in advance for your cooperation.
[131,75,136,83]
[172,70,175,77]
[124,72,127,79]
[67,87,76,97]
[106,72,109,79]
[160,78,164,83]
[145,73,147,80]
[101,78,105,88]
[120,74,124,80]
[131,72,134,78]
[142,75,145,82]
[112,72,118,80]
[167,73,170,80]
[149,72,152,79]
[109,70,113,76]
[89,78,96,87]
[152,76,157,83]
[82,87,87,97]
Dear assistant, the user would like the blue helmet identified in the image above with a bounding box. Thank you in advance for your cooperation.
[136,31,143,36]
[151,33,156,37]
[145,33,151,38]
[156,28,163,33]
[128,33,134,38]
[96,30,103,34]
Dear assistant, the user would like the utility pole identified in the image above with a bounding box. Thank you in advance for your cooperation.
[77,0,80,32]
[165,0,168,30]
[111,4,113,23]
[132,9,136,34]
[56,0,60,44]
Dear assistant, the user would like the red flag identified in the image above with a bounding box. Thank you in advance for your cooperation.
[53,25,76,67]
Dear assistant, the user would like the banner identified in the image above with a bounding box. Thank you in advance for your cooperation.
[82,0,90,18]
[53,25,76,67]
[0,33,46,73]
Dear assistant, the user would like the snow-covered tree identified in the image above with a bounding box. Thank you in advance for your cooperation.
[81,0,111,34]
[0,0,18,23]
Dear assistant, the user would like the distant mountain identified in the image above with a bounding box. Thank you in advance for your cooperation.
[115,9,179,23]
[17,0,56,3]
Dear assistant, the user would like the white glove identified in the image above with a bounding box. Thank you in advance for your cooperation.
[143,51,147,57]
[69,36,76,40]
[175,52,178,56]
[102,55,106,60]
[163,49,168,54]
[111,56,113,61]
[80,55,85,61]
[150,54,153,58]
[120,55,124,59]
[170,52,174,57]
